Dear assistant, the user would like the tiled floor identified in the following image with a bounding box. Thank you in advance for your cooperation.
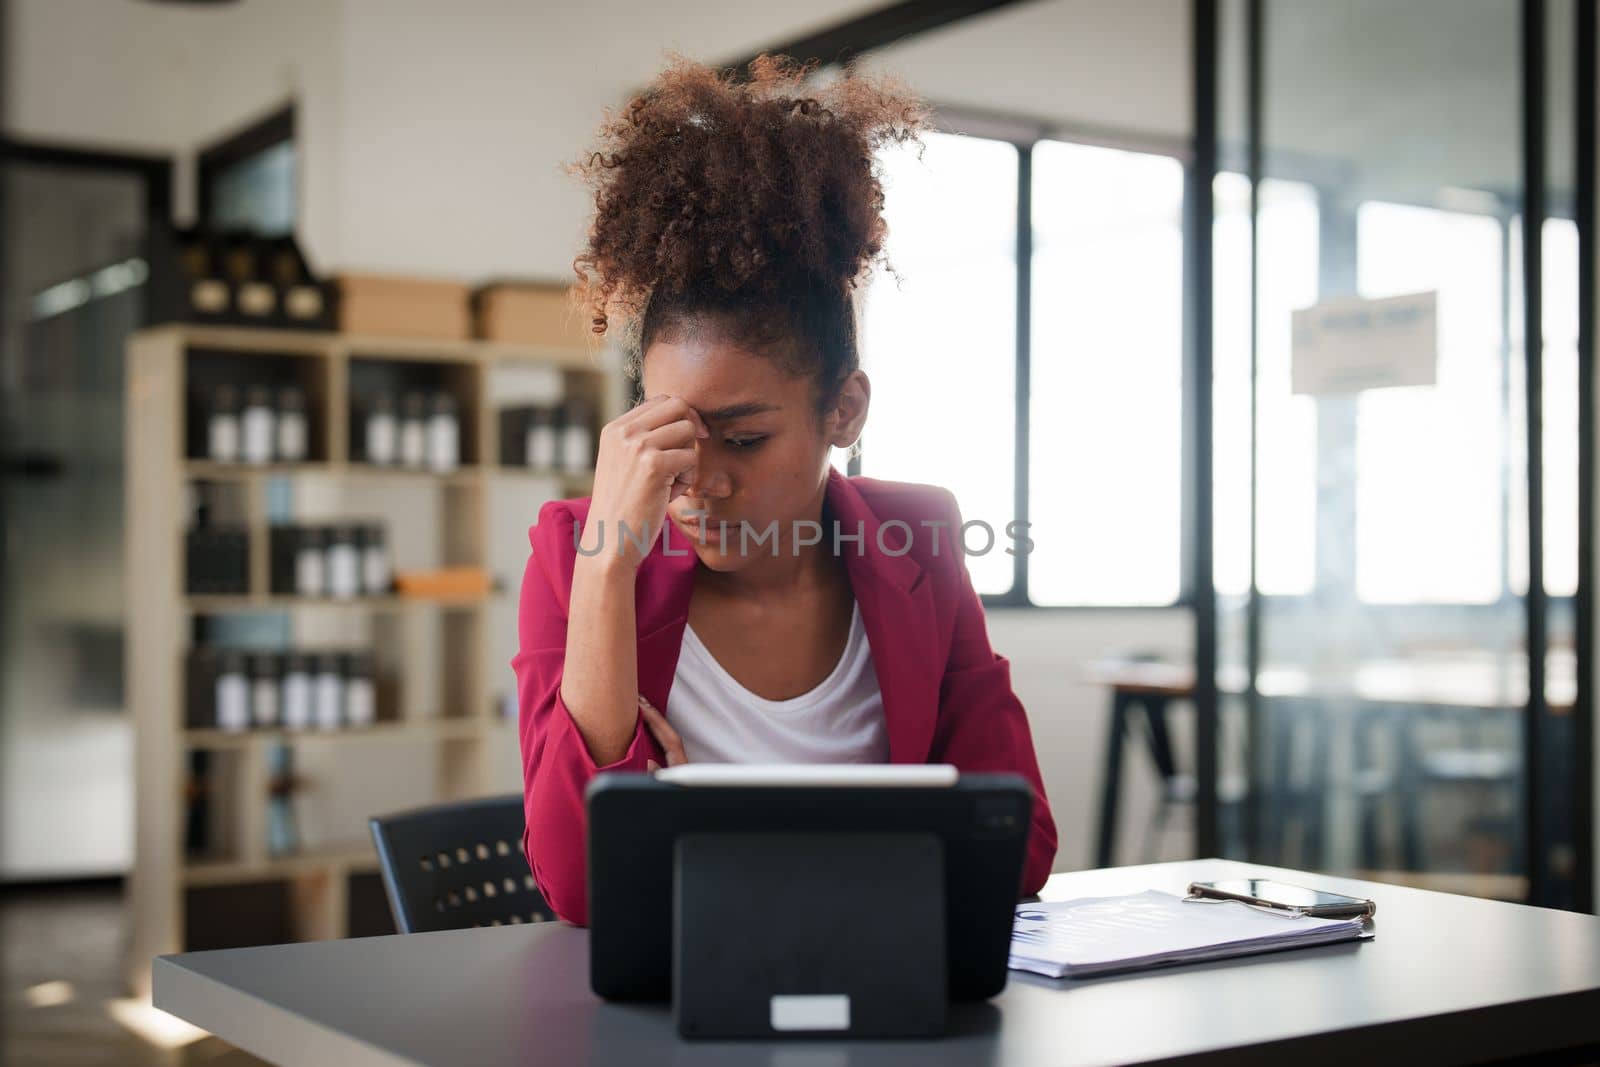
[1,882,265,1067]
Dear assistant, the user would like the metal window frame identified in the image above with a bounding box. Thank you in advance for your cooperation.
[1191,0,1222,859]
[1574,0,1596,917]
[1523,0,1550,906]
[723,0,1035,76]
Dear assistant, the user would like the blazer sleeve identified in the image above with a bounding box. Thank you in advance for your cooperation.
[925,491,1059,896]
[511,499,661,926]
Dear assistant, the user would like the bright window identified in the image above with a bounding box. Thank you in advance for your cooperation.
[1355,202,1506,604]
[1509,216,1580,598]
[863,132,1193,605]
[1028,141,1184,606]
[859,131,1018,596]
[861,144,1570,609]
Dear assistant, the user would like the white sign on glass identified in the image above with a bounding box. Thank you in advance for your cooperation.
[1290,290,1437,396]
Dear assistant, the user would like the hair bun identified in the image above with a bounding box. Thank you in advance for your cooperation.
[570,52,930,338]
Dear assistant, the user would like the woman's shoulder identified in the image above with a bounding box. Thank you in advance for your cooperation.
[532,495,592,529]
[841,474,981,577]
[843,474,963,527]
[527,496,593,568]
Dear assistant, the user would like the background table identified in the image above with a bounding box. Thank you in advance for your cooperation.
[154,858,1600,1066]
[1087,656,1573,879]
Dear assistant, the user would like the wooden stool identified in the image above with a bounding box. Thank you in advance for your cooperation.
[1086,660,1195,869]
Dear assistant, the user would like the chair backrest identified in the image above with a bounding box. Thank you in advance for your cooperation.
[368,795,552,933]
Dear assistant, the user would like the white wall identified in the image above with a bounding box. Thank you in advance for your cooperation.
[4,0,344,266]
[330,0,960,277]
[992,608,1193,871]
[5,0,885,278]
[4,0,1198,878]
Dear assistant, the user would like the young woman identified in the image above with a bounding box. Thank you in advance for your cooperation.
[512,55,1057,926]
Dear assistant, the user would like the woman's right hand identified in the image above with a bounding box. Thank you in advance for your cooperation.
[639,695,688,770]
[582,393,709,571]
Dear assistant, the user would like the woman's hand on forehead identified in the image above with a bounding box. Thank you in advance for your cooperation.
[634,393,711,437]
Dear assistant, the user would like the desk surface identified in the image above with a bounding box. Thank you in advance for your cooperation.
[153,859,1600,1067]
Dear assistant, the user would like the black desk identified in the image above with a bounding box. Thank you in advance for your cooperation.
[153,859,1600,1066]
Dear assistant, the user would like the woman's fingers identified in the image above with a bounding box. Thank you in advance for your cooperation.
[648,445,698,480]
[638,697,687,766]
[634,394,710,439]
[664,455,699,501]
[641,418,703,452]
[637,695,688,767]
[645,395,710,438]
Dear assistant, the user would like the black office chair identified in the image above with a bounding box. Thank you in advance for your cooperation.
[1405,705,1523,873]
[369,795,553,933]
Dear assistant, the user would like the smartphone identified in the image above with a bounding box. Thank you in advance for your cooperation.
[1185,878,1377,919]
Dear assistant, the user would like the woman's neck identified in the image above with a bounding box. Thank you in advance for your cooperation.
[696,541,840,598]
[694,492,842,599]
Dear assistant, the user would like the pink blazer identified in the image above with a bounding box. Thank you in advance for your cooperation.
[511,465,1059,925]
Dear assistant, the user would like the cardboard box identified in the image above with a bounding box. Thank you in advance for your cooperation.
[336,273,471,339]
[472,282,593,347]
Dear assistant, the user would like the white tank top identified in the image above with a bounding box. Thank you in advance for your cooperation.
[668,601,890,765]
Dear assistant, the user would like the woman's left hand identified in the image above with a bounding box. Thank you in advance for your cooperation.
[638,694,688,770]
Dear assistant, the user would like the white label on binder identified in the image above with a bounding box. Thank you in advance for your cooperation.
[770,994,849,1031]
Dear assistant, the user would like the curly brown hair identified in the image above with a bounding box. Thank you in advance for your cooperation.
[568,53,930,410]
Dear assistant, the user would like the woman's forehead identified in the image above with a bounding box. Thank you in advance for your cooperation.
[642,336,807,409]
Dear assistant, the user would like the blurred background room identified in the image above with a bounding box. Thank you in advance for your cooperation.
[0,0,1595,1062]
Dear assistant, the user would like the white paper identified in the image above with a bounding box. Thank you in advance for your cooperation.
[1009,889,1370,979]
[1291,290,1437,395]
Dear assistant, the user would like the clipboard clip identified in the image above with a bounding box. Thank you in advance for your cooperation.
[1181,889,1310,919]
[1182,878,1377,921]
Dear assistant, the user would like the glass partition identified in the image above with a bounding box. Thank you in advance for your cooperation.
[1213,0,1585,906]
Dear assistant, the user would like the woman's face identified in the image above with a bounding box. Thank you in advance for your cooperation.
[642,332,867,574]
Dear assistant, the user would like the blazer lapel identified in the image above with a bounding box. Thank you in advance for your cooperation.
[633,467,940,765]
[824,468,940,764]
